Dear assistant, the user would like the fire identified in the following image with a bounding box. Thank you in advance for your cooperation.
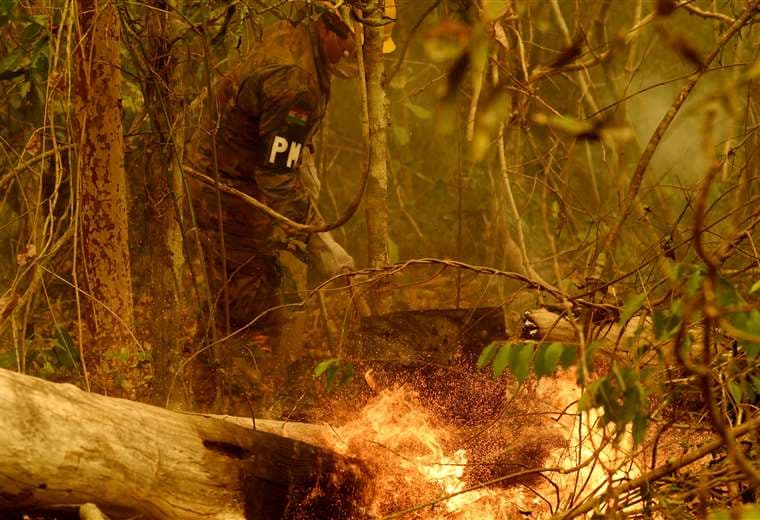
[331,370,640,518]
[542,370,640,507]
[333,387,530,518]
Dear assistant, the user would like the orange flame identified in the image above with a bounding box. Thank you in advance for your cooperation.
[331,369,640,518]
[334,388,528,518]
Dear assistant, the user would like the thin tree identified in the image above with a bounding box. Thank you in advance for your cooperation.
[361,0,391,313]
[140,1,188,406]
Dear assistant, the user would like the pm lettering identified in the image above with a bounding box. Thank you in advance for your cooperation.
[268,136,302,168]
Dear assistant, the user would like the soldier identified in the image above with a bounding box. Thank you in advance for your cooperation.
[185,10,360,384]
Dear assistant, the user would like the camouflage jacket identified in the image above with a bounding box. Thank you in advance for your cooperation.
[187,19,332,258]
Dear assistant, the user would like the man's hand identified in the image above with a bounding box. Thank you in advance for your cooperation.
[307,231,355,278]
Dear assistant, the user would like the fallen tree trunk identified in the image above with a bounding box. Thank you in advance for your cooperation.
[521,307,704,359]
[0,368,367,519]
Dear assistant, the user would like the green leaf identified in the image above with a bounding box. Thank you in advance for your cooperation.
[477,342,500,369]
[389,74,408,89]
[559,344,578,369]
[750,376,760,396]
[314,358,339,378]
[38,359,56,379]
[653,309,680,341]
[632,414,649,445]
[0,47,24,75]
[511,343,532,383]
[750,280,760,294]
[8,93,22,110]
[619,293,646,325]
[741,341,760,359]
[52,328,79,369]
[728,381,742,404]
[653,310,667,340]
[314,359,352,393]
[392,125,410,146]
[340,362,355,386]
[532,113,595,137]
[535,342,563,378]
[579,379,602,411]
[324,363,340,393]
[21,21,41,41]
[612,364,626,391]
[18,80,30,99]
[26,14,47,26]
[686,269,704,295]
[745,379,756,402]
[492,343,512,377]
[667,262,682,282]
[716,277,741,307]
[32,47,48,75]
[0,0,16,19]
[733,311,760,353]
[113,372,128,390]
[406,102,432,120]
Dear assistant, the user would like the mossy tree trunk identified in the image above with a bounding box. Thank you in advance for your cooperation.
[74,0,140,398]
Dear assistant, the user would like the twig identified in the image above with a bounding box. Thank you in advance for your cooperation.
[683,4,735,24]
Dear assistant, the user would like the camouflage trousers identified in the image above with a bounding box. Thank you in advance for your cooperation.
[200,231,285,340]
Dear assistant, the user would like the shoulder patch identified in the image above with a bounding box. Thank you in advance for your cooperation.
[286,107,310,127]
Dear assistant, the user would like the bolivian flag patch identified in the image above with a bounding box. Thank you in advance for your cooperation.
[287,107,309,126]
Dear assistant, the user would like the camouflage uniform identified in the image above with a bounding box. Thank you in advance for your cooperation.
[186,19,352,337]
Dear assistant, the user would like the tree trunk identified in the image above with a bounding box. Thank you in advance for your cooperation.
[142,2,188,406]
[362,1,391,314]
[0,368,368,520]
[74,0,139,398]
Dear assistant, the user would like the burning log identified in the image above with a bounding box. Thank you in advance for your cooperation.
[0,368,368,519]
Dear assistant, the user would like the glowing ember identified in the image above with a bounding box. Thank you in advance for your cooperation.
[331,369,640,518]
